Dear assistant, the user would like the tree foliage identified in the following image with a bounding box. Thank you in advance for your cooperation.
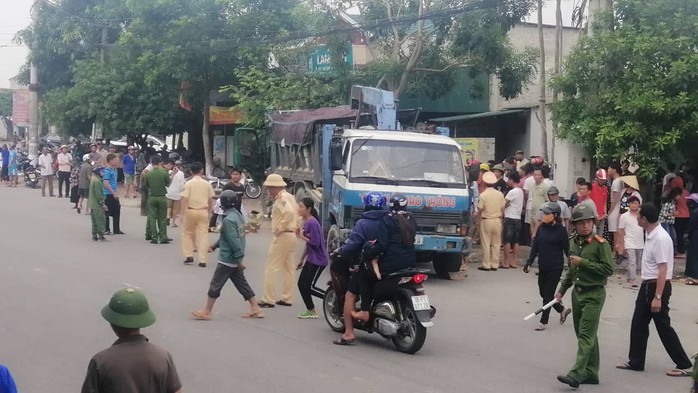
[552,0,698,177]
[0,90,12,118]
[337,0,538,99]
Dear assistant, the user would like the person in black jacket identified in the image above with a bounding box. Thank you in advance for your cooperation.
[525,202,572,331]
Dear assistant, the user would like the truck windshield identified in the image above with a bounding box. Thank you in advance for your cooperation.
[349,139,466,187]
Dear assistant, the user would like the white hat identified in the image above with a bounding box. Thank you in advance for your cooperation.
[263,174,287,187]
[83,154,91,162]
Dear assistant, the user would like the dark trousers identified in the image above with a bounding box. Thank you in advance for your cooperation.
[298,263,324,310]
[538,269,565,324]
[628,281,692,370]
[1,165,7,181]
[104,195,121,233]
[675,218,689,254]
[209,213,220,229]
[57,171,70,197]
[207,262,255,301]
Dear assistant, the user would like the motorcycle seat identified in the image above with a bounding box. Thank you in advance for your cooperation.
[385,268,432,279]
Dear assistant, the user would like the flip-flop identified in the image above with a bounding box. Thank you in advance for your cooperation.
[241,311,265,319]
[191,311,212,321]
[666,368,691,377]
[686,279,698,286]
[560,308,572,325]
[509,265,518,269]
[333,337,355,346]
[615,363,641,371]
[534,324,546,331]
[499,266,510,269]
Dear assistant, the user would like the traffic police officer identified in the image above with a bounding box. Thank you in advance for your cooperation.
[555,204,615,388]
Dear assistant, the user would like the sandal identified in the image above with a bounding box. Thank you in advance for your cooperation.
[666,368,691,377]
[535,324,547,331]
[686,279,698,286]
[241,311,265,319]
[560,308,572,325]
[615,362,641,371]
[333,337,355,346]
[191,310,212,320]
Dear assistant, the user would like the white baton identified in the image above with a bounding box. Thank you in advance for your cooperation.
[524,299,560,321]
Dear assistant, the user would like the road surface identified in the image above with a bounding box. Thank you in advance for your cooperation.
[0,186,695,392]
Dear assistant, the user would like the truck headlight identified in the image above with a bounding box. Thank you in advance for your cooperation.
[437,224,458,234]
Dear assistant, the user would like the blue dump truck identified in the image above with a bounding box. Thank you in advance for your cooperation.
[268,90,471,278]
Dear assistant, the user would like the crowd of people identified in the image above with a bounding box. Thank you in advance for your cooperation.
[466,150,697,389]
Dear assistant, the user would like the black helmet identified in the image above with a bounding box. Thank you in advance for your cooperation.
[541,202,561,216]
[390,193,408,211]
[219,190,238,210]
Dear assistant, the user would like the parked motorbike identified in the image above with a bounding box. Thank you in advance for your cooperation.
[321,254,436,354]
[20,155,39,188]
[242,169,262,199]
[207,175,230,198]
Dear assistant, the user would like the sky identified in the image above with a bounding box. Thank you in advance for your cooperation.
[0,0,578,89]
[0,0,32,88]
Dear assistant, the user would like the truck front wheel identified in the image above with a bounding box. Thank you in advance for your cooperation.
[327,225,342,254]
[433,253,464,279]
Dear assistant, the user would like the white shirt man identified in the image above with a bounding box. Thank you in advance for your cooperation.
[504,187,524,219]
[617,204,692,375]
[166,168,185,201]
[57,151,73,173]
[37,151,54,177]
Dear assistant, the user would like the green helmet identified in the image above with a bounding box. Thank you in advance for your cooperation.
[101,288,156,329]
[571,204,596,223]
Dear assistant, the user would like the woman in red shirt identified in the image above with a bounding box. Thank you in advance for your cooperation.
[670,176,689,258]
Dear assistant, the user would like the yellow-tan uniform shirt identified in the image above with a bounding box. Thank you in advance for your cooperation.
[272,190,299,235]
[478,187,506,219]
[181,176,214,209]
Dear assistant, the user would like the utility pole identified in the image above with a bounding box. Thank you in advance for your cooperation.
[93,25,107,141]
[27,0,41,161]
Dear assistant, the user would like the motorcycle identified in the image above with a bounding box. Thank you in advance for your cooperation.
[207,175,230,198]
[242,169,262,199]
[321,254,436,354]
[17,154,39,188]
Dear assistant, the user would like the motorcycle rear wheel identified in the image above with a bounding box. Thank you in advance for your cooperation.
[323,287,345,333]
[391,302,427,354]
[245,183,262,199]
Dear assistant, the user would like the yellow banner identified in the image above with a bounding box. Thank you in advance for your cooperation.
[454,138,479,163]
[210,106,244,125]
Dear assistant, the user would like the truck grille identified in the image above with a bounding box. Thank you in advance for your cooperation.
[348,207,464,234]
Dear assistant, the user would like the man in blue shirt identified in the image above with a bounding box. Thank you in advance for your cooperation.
[103,153,124,235]
[1,145,9,183]
[0,365,18,393]
[122,146,137,198]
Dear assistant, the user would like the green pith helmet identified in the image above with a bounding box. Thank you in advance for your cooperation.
[571,204,596,223]
[492,164,505,173]
[101,288,156,329]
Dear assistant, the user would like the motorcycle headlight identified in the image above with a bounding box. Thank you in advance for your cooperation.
[437,224,458,234]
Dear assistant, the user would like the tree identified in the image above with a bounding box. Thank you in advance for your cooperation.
[122,0,303,173]
[0,90,12,118]
[552,0,698,177]
[337,0,538,100]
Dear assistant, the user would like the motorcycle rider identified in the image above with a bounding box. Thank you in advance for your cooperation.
[333,192,388,345]
[351,193,418,322]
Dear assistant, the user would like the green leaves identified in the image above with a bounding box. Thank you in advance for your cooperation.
[552,0,698,176]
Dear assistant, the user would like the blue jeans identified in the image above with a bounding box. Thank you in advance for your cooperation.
[661,223,677,246]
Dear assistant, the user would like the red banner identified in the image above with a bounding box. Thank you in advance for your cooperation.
[12,89,30,125]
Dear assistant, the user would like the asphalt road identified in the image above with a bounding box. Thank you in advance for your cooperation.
[0,186,696,393]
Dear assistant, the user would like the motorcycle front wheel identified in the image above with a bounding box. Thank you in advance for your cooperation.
[391,301,427,354]
[245,183,262,199]
[323,287,345,333]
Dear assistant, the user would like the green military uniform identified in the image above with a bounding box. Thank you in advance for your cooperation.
[88,174,106,238]
[144,167,171,243]
[558,232,614,384]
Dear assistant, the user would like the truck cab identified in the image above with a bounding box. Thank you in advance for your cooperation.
[326,129,471,275]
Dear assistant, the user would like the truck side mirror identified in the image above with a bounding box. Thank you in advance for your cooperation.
[330,141,343,171]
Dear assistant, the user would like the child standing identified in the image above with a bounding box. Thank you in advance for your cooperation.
[524,202,571,331]
[616,196,644,286]
[88,167,107,241]
[296,198,328,319]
